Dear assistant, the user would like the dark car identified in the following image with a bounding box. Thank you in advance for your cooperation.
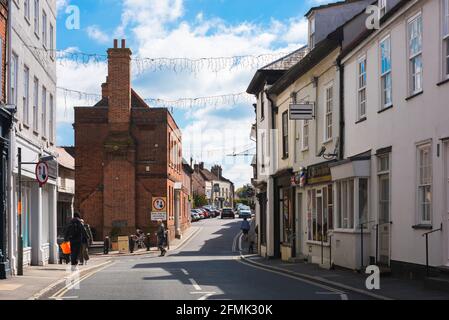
[221,208,235,219]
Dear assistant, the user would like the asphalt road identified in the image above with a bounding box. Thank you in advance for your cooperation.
[50,218,374,300]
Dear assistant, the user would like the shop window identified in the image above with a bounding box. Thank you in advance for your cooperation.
[307,185,333,243]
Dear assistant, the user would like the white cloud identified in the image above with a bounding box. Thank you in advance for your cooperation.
[58,0,310,188]
[86,25,110,44]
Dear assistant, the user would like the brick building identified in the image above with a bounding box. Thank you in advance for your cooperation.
[74,40,188,241]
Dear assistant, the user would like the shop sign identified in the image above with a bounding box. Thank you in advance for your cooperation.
[307,163,332,185]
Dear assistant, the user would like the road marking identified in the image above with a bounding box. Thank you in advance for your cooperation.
[316,292,348,300]
[181,269,189,275]
[189,278,202,291]
[239,256,392,300]
[50,262,115,299]
[198,293,215,300]
[237,258,349,298]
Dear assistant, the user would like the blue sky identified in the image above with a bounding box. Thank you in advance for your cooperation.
[56,0,322,187]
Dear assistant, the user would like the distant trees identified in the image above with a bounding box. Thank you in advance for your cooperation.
[193,193,208,208]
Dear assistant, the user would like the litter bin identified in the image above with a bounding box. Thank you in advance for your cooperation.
[118,236,130,254]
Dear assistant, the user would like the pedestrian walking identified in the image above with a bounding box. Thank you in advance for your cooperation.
[241,218,251,242]
[64,212,89,271]
[157,220,167,257]
[248,218,257,254]
[79,219,93,265]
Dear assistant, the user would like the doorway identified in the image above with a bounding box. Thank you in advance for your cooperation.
[445,142,449,266]
[295,193,303,258]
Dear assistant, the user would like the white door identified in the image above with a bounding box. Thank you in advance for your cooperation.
[446,143,449,266]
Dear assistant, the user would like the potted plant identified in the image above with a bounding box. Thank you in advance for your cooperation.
[110,227,121,251]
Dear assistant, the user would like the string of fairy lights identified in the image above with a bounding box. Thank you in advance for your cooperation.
[29,46,288,75]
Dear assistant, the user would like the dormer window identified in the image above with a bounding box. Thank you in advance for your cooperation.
[379,0,387,17]
[309,16,316,49]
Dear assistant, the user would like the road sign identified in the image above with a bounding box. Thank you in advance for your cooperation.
[289,103,315,120]
[35,162,49,187]
[151,212,167,221]
[152,197,167,212]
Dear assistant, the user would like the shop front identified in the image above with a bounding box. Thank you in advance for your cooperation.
[294,162,335,267]
[273,169,294,261]
[0,108,12,279]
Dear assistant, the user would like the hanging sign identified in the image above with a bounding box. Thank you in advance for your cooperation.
[35,161,49,187]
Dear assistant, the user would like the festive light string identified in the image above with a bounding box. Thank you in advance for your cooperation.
[29,46,289,74]
[57,87,256,110]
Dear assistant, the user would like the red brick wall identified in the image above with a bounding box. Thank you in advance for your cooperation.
[74,41,187,243]
[0,2,7,103]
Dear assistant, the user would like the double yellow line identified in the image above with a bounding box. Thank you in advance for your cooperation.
[50,261,114,300]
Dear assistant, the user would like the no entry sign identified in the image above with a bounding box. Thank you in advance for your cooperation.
[35,161,49,187]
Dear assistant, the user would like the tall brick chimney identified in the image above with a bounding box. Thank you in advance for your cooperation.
[101,76,109,99]
[107,39,132,131]
[211,165,222,180]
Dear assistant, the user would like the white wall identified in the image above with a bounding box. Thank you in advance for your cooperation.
[342,0,449,267]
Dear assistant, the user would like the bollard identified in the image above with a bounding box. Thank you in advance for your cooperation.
[104,236,110,255]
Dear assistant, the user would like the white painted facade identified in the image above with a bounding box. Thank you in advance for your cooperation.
[8,0,57,273]
[271,48,341,265]
[337,0,449,270]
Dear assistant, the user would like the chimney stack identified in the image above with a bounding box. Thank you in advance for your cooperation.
[107,39,132,131]
[101,76,109,99]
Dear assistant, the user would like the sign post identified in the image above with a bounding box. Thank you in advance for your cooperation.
[151,197,167,221]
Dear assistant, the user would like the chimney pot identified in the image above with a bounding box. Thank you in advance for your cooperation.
[113,39,118,48]
[121,39,126,48]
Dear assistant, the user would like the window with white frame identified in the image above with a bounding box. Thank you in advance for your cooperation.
[23,66,30,125]
[336,179,354,229]
[33,77,39,131]
[443,0,449,78]
[380,36,392,108]
[325,85,333,141]
[49,94,54,142]
[302,120,309,150]
[307,185,333,243]
[379,0,387,17]
[34,0,40,36]
[11,53,18,107]
[42,10,47,47]
[417,143,432,225]
[282,111,289,158]
[24,0,31,21]
[309,16,316,49]
[408,13,423,94]
[42,86,47,137]
[357,57,367,120]
[50,23,55,59]
[378,154,390,224]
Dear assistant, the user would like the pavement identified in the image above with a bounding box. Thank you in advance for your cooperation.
[2,218,449,300]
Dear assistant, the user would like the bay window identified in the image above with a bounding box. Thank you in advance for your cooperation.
[408,13,423,94]
[380,36,392,109]
[335,177,369,230]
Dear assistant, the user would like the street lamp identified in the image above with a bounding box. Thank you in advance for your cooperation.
[16,150,56,276]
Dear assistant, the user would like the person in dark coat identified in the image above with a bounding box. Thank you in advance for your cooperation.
[64,212,89,271]
[157,220,167,257]
[79,219,93,265]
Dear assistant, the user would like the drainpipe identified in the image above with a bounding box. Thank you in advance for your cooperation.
[313,76,319,157]
[337,58,345,161]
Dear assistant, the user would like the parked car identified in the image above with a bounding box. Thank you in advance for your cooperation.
[190,211,200,222]
[202,207,215,218]
[199,208,210,218]
[192,209,205,219]
[238,209,252,219]
[221,208,235,219]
